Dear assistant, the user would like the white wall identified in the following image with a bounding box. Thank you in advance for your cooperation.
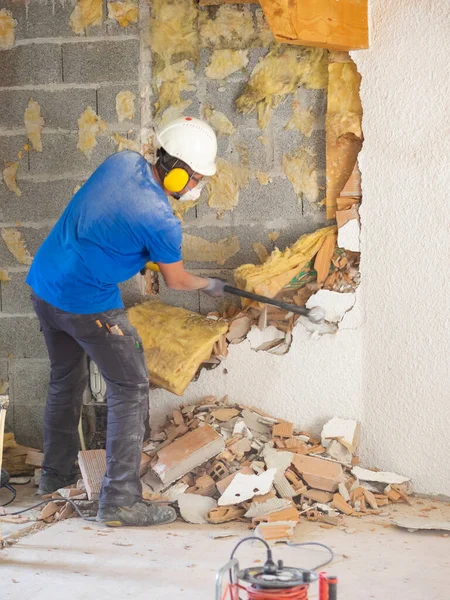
[355,0,450,496]
[151,0,450,497]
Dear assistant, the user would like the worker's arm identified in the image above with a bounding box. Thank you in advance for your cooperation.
[157,261,226,296]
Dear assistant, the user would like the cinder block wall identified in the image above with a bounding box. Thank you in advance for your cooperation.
[0,1,326,447]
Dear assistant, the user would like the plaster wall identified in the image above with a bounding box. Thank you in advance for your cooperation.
[355,0,450,496]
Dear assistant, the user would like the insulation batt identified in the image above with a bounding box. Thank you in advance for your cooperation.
[235,226,337,302]
[205,50,249,80]
[199,5,255,49]
[107,1,138,27]
[70,0,103,34]
[154,61,196,116]
[206,158,250,218]
[127,302,228,395]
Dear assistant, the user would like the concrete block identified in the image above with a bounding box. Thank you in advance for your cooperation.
[97,84,140,125]
[119,276,143,309]
[205,80,256,129]
[17,226,52,261]
[11,403,45,449]
[62,40,139,84]
[29,132,116,176]
[0,179,81,223]
[158,278,200,313]
[15,0,79,39]
[0,89,97,131]
[0,316,47,358]
[0,44,62,87]
[194,196,233,223]
[0,135,29,166]
[9,358,49,406]
[233,177,302,225]
[232,127,274,172]
[1,271,32,314]
[274,128,326,171]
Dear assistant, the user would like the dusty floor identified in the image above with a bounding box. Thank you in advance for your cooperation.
[1,487,449,600]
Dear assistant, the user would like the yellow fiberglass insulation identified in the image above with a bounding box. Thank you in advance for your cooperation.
[154,61,196,116]
[236,45,327,129]
[150,0,198,66]
[203,105,235,136]
[182,234,240,266]
[3,162,21,197]
[107,1,138,27]
[199,5,255,50]
[206,157,250,218]
[77,107,107,158]
[235,225,336,302]
[285,100,315,138]
[127,301,228,395]
[205,49,249,80]
[24,99,44,152]
[283,147,319,205]
[70,0,103,35]
[0,9,17,50]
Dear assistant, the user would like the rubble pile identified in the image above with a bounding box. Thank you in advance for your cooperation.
[138,397,411,541]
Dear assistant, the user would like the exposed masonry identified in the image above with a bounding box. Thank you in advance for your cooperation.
[0,1,327,446]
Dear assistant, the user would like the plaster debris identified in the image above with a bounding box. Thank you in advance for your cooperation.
[183,234,240,266]
[306,289,356,323]
[155,61,196,116]
[283,147,319,204]
[292,454,344,492]
[255,521,296,542]
[338,219,361,252]
[24,99,44,153]
[107,1,138,27]
[245,498,291,519]
[150,0,198,65]
[203,105,235,136]
[206,158,250,218]
[285,100,315,137]
[77,107,107,158]
[321,417,360,453]
[252,242,269,263]
[70,0,103,34]
[218,468,276,506]
[247,325,285,352]
[1,228,32,265]
[199,5,254,49]
[0,9,17,50]
[178,494,217,524]
[78,450,106,500]
[116,90,136,122]
[394,518,450,533]
[111,133,140,153]
[205,49,248,80]
[236,46,327,129]
[351,466,410,486]
[3,162,21,197]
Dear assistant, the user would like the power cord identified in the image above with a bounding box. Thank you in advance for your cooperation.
[0,484,17,507]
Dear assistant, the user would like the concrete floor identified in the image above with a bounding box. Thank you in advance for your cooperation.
[1,489,449,600]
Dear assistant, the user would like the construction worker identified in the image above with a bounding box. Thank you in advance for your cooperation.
[26,117,226,527]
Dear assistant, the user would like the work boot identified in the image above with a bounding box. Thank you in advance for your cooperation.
[96,500,177,527]
[37,468,79,496]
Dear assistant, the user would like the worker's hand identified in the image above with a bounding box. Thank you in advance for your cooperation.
[202,277,227,297]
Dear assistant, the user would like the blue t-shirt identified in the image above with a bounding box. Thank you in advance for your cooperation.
[26,151,182,314]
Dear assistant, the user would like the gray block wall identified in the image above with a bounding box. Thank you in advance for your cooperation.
[0,1,326,447]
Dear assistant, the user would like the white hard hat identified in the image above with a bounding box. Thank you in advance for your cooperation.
[156,117,217,176]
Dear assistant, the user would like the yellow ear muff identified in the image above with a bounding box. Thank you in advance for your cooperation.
[163,168,190,193]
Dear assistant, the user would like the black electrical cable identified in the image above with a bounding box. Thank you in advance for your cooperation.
[7,498,97,521]
[0,484,17,508]
[287,542,335,571]
[230,536,272,560]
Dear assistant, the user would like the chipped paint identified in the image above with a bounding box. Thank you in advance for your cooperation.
[150,0,198,65]
[3,162,21,197]
[205,49,248,80]
[111,133,140,153]
[77,107,107,158]
[24,99,44,152]
[155,60,196,116]
[107,1,138,27]
[183,234,240,266]
[1,228,33,265]
[256,172,272,186]
[0,269,9,282]
[283,148,319,205]
[116,90,136,122]
[203,105,235,136]
[285,100,315,138]
[206,158,250,218]
[199,5,254,49]
[236,46,327,129]
[70,0,103,35]
[0,8,17,50]
[252,242,269,263]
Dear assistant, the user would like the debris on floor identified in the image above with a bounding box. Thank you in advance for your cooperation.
[1,433,39,477]
[137,396,412,541]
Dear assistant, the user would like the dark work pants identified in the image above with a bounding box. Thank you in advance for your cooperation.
[31,293,149,508]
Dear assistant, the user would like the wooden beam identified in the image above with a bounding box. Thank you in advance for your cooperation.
[259,0,369,51]
[199,1,259,5]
